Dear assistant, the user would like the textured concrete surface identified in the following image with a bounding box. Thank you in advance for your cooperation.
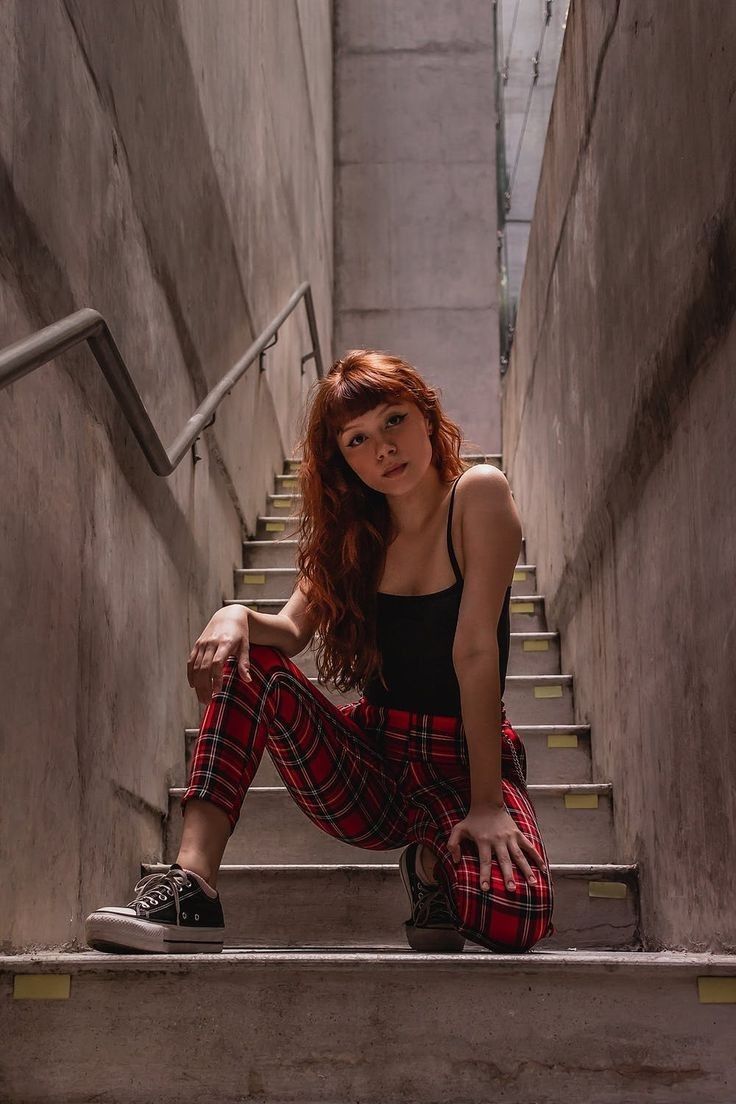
[2,950,735,1103]
[333,0,501,452]
[497,0,568,304]
[140,861,641,951]
[166,784,614,866]
[501,0,736,949]
[0,0,333,951]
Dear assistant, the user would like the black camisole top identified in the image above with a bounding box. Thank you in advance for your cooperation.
[362,474,511,716]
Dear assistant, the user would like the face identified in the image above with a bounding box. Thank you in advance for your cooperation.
[336,399,433,493]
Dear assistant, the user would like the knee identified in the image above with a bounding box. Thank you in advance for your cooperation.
[248,643,287,664]
[240,643,292,674]
[450,876,552,954]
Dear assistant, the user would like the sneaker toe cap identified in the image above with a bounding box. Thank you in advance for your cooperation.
[86,907,136,920]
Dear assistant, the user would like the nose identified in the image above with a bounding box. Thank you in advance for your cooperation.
[375,434,397,461]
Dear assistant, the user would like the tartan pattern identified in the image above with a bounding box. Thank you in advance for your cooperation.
[183,645,555,953]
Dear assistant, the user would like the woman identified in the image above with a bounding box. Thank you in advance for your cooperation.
[86,350,555,955]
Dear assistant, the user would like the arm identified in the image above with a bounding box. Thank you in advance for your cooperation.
[454,648,504,807]
[243,574,317,657]
[451,465,521,806]
[188,576,317,702]
[447,467,546,893]
[269,573,318,656]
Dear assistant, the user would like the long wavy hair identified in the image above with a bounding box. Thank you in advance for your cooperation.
[292,350,480,694]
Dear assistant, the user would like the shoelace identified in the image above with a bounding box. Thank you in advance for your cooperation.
[127,868,191,921]
[413,881,455,927]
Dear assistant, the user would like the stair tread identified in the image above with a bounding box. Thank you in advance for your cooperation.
[141,861,636,874]
[227,594,544,604]
[183,721,592,734]
[6,949,735,970]
[303,672,571,683]
[170,782,612,796]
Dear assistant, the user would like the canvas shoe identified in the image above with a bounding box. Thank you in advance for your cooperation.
[85,863,225,954]
[398,843,466,953]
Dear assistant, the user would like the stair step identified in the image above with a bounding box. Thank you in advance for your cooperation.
[4,951,734,1102]
[166,784,614,865]
[140,861,640,951]
[227,630,560,683]
[183,722,592,787]
[243,535,528,565]
[285,631,560,679]
[183,721,592,789]
[235,563,538,600]
[289,672,573,724]
[227,593,547,631]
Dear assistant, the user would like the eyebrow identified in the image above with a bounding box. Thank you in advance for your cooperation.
[340,402,398,436]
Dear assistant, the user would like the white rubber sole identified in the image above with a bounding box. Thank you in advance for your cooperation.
[85,912,225,954]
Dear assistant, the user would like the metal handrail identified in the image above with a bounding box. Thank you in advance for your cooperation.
[0,281,323,476]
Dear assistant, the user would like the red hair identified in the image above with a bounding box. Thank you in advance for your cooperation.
[292,350,480,694]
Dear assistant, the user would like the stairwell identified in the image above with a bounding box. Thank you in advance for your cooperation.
[3,452,735,1102]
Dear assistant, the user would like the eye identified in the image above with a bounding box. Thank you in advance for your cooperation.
[347,413,406,448]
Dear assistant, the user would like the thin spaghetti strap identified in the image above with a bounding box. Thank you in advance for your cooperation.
[446,474,464,584]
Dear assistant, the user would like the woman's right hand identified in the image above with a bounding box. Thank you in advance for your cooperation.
[187,606,253,704]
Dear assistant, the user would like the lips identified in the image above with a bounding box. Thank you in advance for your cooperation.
[383,462,407,477]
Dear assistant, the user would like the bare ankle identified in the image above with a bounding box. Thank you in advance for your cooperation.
[175,855,218,891]
[418,844,440,885]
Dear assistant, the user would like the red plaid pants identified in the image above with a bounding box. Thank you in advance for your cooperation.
[182,644,555,953]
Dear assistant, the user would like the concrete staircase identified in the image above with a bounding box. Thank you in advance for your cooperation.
[2,454,735,1102]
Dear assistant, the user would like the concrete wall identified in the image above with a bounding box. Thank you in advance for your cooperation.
[502,0,736,950]
[0,0,332,951]
[496,0,568,309]
[334,0,499,453]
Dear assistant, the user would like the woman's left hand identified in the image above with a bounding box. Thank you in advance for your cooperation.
[446,802,548,892]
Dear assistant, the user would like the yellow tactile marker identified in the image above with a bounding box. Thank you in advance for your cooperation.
[14,975,70,1000]
[697,977,736,1003]
[266,522,285,532]
[564,793,599,809]
[534,685,563,699]
[548,733,578,748]
[588,881,627,899]
[523,640,549,652]
[513,571,527,582]
[274,498,293,510]
[511,601,535,614]
[282,479,298,490]
[243,574,266,585]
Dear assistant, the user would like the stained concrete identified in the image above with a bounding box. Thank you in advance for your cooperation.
[333,0,500,452]
[2,950,735,1102]
[0,0,333,951]
[501,0,736,949]
[497,0,568,304]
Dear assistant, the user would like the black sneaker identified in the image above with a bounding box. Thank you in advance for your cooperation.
[398,843,466,953]
[85,864,225,954]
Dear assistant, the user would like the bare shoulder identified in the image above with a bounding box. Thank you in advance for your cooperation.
[454,463,521,560]
[455,463,510,503]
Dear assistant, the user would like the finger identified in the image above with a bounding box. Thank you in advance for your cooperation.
[446,827,464,864]
[210,642,238,693]
[496,845,517,892]
[235,643,252,684]
[193,642,218,702]
[189,645,210,700]
[477,846,493,892]
[509,842,536,885]
[519,833,548,871]
[187,643,202,688]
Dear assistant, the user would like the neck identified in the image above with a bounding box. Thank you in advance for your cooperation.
[386,464,454,537]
